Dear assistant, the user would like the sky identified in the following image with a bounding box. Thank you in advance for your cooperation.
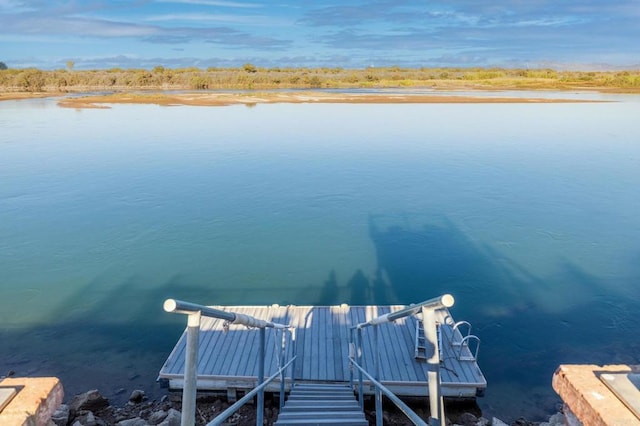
[1,0,639,70]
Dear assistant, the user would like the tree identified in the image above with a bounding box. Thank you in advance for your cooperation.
[0,62,7,70]
[16,68,45,92]
[242,63,257,73]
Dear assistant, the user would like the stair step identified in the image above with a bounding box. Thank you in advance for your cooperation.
[287,394,354,400]
[275,420,368,426]
[278,411,365,418]
[291,391,354,397]
[294,383,349,389]
[277,383,366,425]
[283,404,361,412]
[286,401,360,410]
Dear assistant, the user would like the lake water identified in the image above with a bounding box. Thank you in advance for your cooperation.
[1,92,639,422]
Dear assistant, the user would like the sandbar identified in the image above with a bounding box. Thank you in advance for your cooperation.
[54,91,599,109]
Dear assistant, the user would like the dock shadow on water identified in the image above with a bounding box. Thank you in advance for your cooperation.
[306,212,640,421]
[0,271,312,405]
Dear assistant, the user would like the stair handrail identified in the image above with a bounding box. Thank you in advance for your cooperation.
[349,356,428,425]
[207,355,297,426]
[163,299,293,426]
[349,294,455,426]
[353,294,454,329]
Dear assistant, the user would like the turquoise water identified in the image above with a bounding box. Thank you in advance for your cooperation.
[1,94,639,421]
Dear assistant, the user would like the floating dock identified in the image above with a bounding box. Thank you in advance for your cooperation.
[158,304,486,399]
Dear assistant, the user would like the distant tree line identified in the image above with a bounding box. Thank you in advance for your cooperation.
[1,64,640,92]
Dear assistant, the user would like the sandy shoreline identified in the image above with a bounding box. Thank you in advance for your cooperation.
[1,90,604,108]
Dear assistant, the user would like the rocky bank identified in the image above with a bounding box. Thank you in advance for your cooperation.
[50,389,566,426]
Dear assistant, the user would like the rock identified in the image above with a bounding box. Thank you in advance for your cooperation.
[51,404,69,426]
[129,390,145,404]
[476,417,490,426]
[491,418,509,426]
[213,399,223,410]
[116,417,149,426]
[456,412,478,425]
[69,390,110,415]
[72,410,100,426]
[148,410,168,425]
[158,408,181,426]
[547,412,565,425]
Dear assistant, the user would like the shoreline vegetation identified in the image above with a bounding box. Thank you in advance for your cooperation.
[1,65,639,107]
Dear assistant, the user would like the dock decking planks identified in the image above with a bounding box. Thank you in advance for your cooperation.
[159,304,486,398]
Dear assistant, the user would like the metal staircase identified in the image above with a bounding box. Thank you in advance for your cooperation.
[275,383,368,425]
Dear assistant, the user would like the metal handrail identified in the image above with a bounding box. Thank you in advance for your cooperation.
[349,357,427,426]
[163,299,289,329]
[349,295,454,426]
[354,294,454,328]
[163,299,293,426]
[207,356,297,426]
[456,335,481,361]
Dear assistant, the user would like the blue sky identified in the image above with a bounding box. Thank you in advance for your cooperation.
[1,0,639,70]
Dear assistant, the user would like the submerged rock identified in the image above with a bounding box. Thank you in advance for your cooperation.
[129,390,145,404]
[69,389,110,415]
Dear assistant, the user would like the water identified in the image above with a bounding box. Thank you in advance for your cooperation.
[1,94,639,421]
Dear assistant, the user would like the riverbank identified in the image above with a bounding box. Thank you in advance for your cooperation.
[53,388,564,426]
[0,90,607,108]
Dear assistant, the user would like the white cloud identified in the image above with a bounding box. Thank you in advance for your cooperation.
[155,0,262,8]
[145,12,274,25]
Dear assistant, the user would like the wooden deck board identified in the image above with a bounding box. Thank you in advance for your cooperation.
[159,304,487,398]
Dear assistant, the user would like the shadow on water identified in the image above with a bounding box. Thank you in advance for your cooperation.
[0,271,318,403]
[361,213,640,420]
[300,212,640,420]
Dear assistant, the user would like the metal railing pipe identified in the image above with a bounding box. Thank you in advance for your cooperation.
[279,329,286,410]
[164,299,235,321]
[163,299,291,426]
[164,299,289,329]
[207,356,297,426]
[349,358,427,426]
[357,327,364,408]
[424,306,445,426]
[354,295,454,329]
[374,324,382,426]
[257,328,265,426]
[181,311,200,426]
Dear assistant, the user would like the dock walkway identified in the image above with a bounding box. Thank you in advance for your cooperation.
[158,304,486,399]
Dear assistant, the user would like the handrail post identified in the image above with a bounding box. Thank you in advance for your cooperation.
[423,306,445,426]
[374,324,382,426]
[348,328,354,389]
[357,327,364,408]
[279,329,286,410]
[290,328,297,388]
[256,327,265,426]
[182,310,201,426]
